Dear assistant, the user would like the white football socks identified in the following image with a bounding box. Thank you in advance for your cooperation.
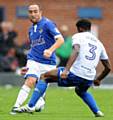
[14,85,31,108]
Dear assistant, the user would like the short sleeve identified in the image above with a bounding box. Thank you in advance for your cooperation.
[46,21,62,39]
[100,43,108,60]
[72,34,81,46]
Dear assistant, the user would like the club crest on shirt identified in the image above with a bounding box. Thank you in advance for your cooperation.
[39,28,43,33]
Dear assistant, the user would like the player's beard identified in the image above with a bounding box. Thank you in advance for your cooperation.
[30,16,41,24]
[30,16,38,24]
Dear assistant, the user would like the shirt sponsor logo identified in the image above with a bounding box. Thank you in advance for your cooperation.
[81,65,91,71]
[31,36,45,47]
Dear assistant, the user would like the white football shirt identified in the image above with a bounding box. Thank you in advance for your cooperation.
[70,32,108,80]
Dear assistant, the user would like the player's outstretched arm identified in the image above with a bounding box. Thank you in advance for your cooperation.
[61,44,80,79]
[94,60,111,86]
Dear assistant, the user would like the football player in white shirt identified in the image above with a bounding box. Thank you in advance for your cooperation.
[17,19,110,117]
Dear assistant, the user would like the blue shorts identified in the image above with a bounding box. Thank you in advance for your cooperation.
[57,67,93,91]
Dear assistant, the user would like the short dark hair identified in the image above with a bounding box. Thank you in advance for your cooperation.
[76,19,91,30]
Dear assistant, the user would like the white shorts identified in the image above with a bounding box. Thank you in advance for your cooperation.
[24,60,56,80]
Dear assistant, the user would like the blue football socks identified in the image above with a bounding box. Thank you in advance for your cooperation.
[80,92,99,113]
[28,80,47,107]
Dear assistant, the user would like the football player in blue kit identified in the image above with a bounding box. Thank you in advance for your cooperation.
[17,19,110,117]
[10,3,64,114]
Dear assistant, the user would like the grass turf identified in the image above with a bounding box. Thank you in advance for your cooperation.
[0,86,113,120]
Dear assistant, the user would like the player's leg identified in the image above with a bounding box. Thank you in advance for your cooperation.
[16,77,36,106]
[34,65,57,111]
[10,60,40,114]
[75,81,104,117]
[16,68,59,113]
[10,77,37,113]
[18,65,58,113]
[14,80,47,113]
[28,69,59,108]
[41,68,59,82]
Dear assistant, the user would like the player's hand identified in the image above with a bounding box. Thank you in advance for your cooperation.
[21,67,29,75]
[93,79,101,86]
[43,49,52,58]
[61,69,69,79]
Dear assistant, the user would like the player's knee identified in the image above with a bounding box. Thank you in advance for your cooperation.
[25,77,37,88]
[75,87,82,96]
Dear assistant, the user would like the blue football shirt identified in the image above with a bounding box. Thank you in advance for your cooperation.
[27,17,62,65]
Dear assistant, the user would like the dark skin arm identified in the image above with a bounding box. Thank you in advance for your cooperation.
[61,44,80,79]
[94,60,111,86]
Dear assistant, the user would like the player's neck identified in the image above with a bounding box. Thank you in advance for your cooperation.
[33,16,42,25]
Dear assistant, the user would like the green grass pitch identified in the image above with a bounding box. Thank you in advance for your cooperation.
[0,86,113,120]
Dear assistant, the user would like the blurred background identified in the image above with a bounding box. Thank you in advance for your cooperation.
[0,0,112,87]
